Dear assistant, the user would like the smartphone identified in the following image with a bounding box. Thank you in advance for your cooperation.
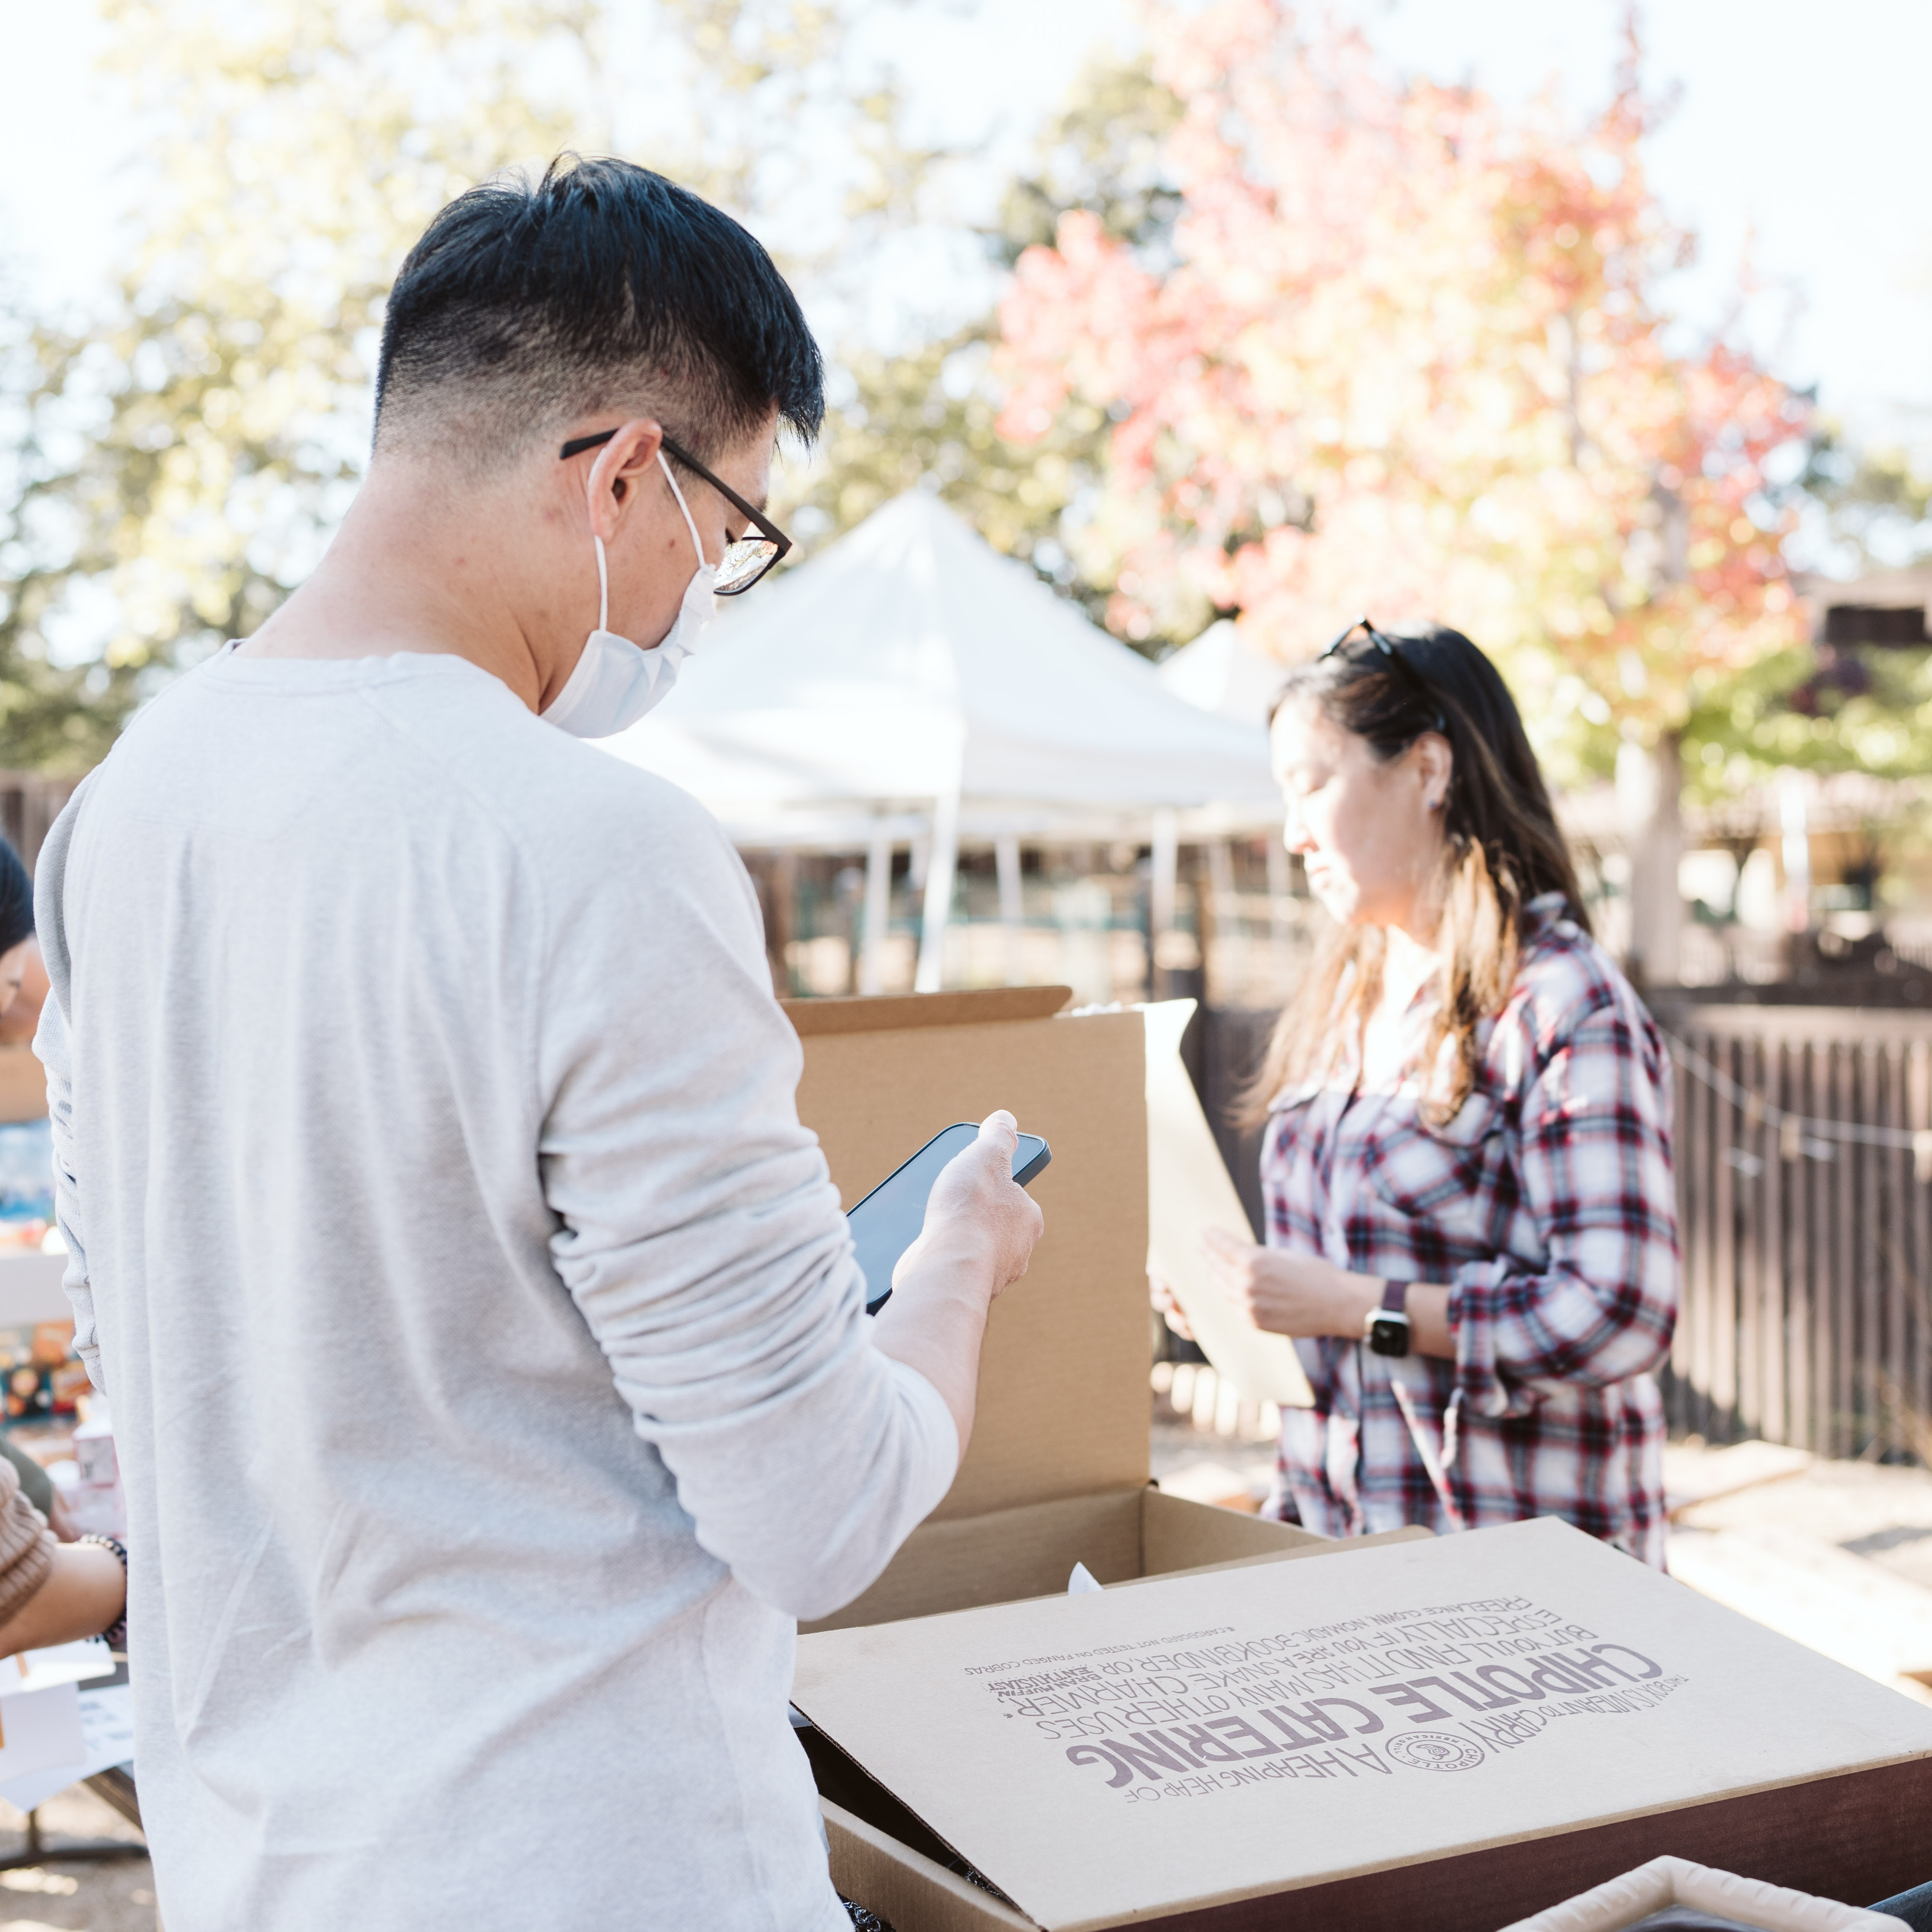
[847,1122,1050,1313]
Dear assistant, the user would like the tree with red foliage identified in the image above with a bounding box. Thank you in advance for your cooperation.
[996,1,1810,977]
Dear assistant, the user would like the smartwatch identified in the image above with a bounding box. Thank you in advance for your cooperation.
[1365,1280,1412,1357]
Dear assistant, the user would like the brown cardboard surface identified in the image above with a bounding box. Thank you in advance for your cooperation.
[790,995,1150,1519]
[824,1800,1034,1932]
[794,1516,1932,1932]
[828,1758,1932,1932]
[803,1487,1334,1635]
[784,986,1073,1036]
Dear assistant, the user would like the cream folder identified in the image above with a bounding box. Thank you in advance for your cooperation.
[1141,998,1313,1408]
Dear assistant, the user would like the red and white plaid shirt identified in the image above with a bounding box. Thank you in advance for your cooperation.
[1262,896,1678,1568]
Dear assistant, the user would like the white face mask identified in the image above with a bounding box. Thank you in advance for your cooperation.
[541,451,718,739]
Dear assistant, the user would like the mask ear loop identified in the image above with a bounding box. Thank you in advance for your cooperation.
[592,534,610,634]
[657,450,710,570]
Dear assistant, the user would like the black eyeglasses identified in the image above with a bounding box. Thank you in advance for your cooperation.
[558,427,792,595]
[1320,616,1447,733]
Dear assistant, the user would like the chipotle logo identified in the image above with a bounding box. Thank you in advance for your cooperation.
[968,1596,1688,1804]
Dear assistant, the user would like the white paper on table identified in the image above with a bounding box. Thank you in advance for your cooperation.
[0,1637,114,1697]
[0,1682,86,1807]
[1141,999,1313,1408]
[0,1682,133,1814]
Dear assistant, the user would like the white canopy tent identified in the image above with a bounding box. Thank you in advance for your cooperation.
[603,490,1276,989]
[1155,617,1290,731]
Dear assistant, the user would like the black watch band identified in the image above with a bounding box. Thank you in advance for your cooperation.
[1365,1279,1412,1357]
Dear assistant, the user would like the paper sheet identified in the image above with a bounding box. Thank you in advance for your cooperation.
[0,1638,114,1697]
[1142,999,1313,1408]
[0,1681,133,1815]
[0,1681,87,1807]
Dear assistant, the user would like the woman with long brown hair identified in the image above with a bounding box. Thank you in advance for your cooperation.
[1195,620,1678,1565]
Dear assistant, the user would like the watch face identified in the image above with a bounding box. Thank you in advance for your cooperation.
[1368,1314,1411,1357]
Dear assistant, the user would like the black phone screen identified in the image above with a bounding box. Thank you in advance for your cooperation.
[847,1123,1050,1312]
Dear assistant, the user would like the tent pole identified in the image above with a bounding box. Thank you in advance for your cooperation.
[996,834,1024,987]
[914,792,960,994]
[1204,838,1235,1004]
[860,826,893,997]
[1266,834,1294,987]
[1150,807,1179,970]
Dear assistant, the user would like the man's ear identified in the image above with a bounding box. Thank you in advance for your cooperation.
[585,419,664,542]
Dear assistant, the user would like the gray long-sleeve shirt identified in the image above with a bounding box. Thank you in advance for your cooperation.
[33,648,956,1931]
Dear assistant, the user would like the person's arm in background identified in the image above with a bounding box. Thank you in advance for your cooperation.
[0,939,50,1123]
[32,795,104,1393]
[539,786,1041,1625]
[0,1451,122,1659]
[1446,998,1678,1419]
[0,1546,125,1658]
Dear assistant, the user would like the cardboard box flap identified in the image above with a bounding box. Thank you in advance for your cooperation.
[804,1486,1342,1636]
[784,986,1074,1037]
[789,997,1149,1518]
[793,1517,1932,1932]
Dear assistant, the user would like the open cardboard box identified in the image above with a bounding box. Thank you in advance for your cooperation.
[795,1517,1932,1932]
[782,986,1448,1923]
[784,989,1932,1930]
[783,986,1334,1638]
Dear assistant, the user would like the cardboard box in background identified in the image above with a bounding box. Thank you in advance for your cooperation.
[783,987,1332,1635]
[1498,1855,1903,1932]
[795,1517,1932,1932]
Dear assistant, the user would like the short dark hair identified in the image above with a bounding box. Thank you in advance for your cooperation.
[0,838,31,957]
[375,156,824,463]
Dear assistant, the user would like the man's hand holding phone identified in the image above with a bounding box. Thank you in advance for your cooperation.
[868,1112,1045,1456]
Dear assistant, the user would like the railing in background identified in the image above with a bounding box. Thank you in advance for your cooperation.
[1661,1003,1932,1463]
[0,775,83,872]
[1150,1358,1282,1447]
[1187,999,1932,1466]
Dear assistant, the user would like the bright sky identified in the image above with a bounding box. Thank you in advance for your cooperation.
[2,0,1928,450]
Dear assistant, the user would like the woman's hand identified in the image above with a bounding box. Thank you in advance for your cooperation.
[1149,1273,1194,1341]
[1198,1229,1456,1358]
[1199,1228,1369,1337]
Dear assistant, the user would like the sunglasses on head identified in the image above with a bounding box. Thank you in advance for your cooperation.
[1320,617,1447,734]
[558,427,792,595]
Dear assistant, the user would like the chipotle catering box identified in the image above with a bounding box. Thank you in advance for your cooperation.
[793,1516,1932,1932]
[782,986,1346,1635]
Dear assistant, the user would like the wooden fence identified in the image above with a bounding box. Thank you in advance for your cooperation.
[1188,1001,1932,1465]
[1660,1003,1932,1462]
[0,775,84,871]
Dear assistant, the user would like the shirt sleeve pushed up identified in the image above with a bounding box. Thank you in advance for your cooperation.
[1447,998,1679,1420]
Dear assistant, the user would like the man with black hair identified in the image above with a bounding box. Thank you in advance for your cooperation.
[33,158,1041,1929]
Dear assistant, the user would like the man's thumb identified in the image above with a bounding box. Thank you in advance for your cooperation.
[978,1110,1018,1159]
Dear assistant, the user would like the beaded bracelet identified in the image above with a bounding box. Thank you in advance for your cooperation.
[76,1534,128,1651]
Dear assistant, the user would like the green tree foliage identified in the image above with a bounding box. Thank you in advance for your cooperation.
[0,0,939,769]
[1676,427,1932,795]
[1,0,606,770]
[773,54,1182,643]
[1801,427,1932,572]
